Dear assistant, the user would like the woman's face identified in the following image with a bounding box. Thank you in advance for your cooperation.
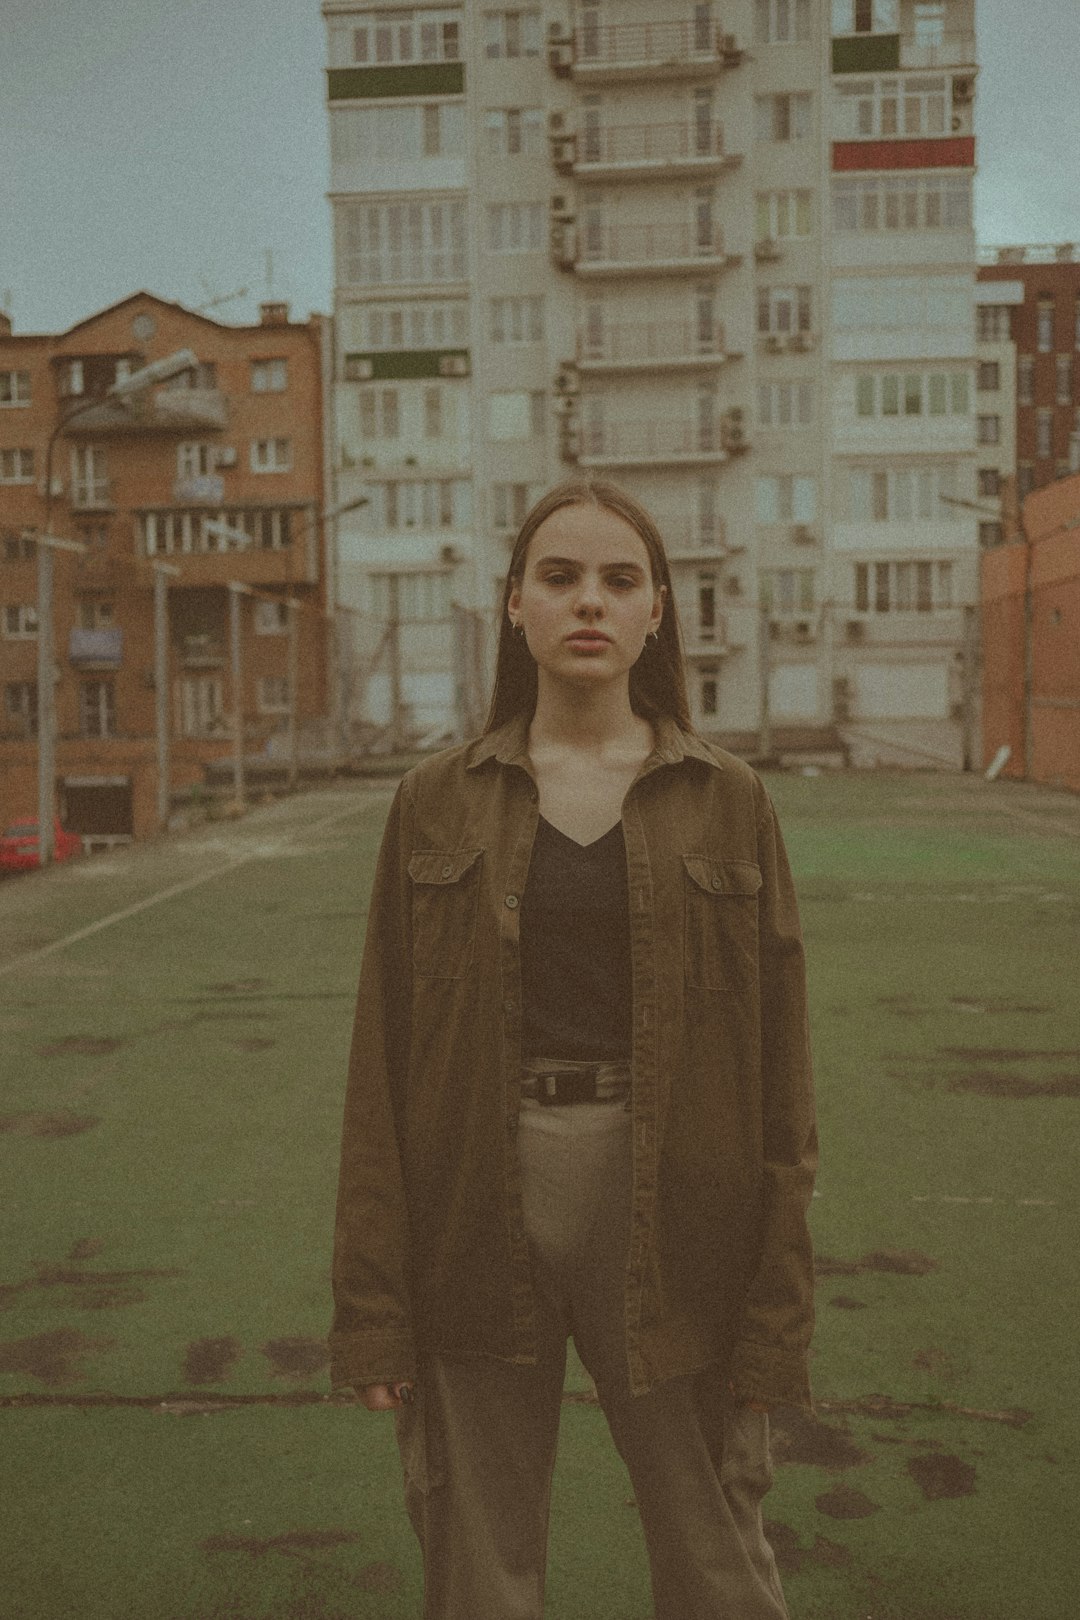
[507,503,664,693]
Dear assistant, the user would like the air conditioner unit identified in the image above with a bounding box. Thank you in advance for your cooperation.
[214,445,237,468]
[793,620,814,643]
[764,335,783,354]
[787,331,812,352]
[719,32,743,61]
[548,41,573,75]
[440,544,461,566]
[791,524,815,545]
[551,135,577,173]
[845,619,864,643]
[952,76,975,104]
[550,194,575,223]
[754,238,781,262]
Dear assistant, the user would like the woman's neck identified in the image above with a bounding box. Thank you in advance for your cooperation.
[528,676,652,754]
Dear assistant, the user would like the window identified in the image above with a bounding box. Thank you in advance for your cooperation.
[832,174,971,232]
[756,475,817,524]
[484,107,544,156]
[854,369,970,417]
[979,521,1004,548]
[367,479,471,531]
[250,437,292,472]
[3,531,36,560]
[140,507,296,557]
[487,203,545,253]
[758,381,814,427]
[754,0,812,41]
[79,678,116,739]
[331,103,466,167]
[424,386,443,437]
[847,464,959,521]
[254,600,289,635]
[251,359,287,393]
[1017,355,1034,406]
[1017,463,1035,502]
[914,3,945,47]
[3,680,37,735]
[757,286,812,334]
[700,674,718,717]
[177,675,225,738]
[77,600,114,630]
[257,675,290,713]
[760,568,815,615]
[349,301,468,350]
[977,305,1010,342]
[490,296,544,344]
[978,468,1001,498]
[853,559,946,614]
[835,75,946,140]
[1037,297,1055,353]
[60,359,84,397]
[3,603,37,638]
[484,8,542,56]
[1036,408,1053,459]
[1056,354,1073,405]
[696,572,718,637]
[344,9,461,66]
[177,442,213,479]
[754,93,811,142]
[0,448,34,483]
[755,190,812,241]
[832,0,897,32]
[0,370,30,406]
[368,570,452,622]
[977,361,1000,391]
[976,415,1000,445]
[337,198,467,286]
[359,388,401,441]
[492,482,540,532]
[489,391,545,440]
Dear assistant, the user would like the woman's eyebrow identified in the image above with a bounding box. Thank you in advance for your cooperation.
[533,555,646,574]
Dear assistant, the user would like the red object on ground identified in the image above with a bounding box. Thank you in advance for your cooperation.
[0,819,83,871]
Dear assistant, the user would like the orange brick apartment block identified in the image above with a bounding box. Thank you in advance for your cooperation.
[981,473,1080,792]
[0,293,329,841]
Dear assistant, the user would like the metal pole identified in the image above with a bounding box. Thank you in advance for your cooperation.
[153,563,177,831]
[35,539,55,867]
[286,599,299,792]
[229,583,245,807]
[959,603,978,774]
[1022,523,1034,781]
[757,600,772,761]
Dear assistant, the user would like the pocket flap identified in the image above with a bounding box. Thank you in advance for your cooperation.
[682,855,762,896]
[408,848,483,886]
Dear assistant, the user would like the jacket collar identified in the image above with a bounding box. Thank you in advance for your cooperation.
[466,711,724,772]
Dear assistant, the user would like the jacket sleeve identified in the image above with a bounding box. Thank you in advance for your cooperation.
[328,775,417,1390]
[728,779,818,1411]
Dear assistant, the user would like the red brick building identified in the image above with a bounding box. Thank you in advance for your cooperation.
[981,473,1080,792]
[0,293,330,842]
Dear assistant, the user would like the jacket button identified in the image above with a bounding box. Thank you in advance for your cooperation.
[711,876,723,890]
[505,894,519,909]
[441,863,453,878]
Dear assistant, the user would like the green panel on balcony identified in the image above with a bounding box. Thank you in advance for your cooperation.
[327,62,465,100]
[347,350,470,381]
[831,34,900,73]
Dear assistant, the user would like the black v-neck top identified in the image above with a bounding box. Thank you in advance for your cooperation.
[519,814,632,1062]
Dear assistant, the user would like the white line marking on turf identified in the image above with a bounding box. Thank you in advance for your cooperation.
[911,1194,1058,1207]
[0,800,371,978]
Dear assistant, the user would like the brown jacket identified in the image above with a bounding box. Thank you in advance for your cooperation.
[329,711,817,1408]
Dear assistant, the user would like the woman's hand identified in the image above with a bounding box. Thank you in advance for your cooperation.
[360,1381,415,1411]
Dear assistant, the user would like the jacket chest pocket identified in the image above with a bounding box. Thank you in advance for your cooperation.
[408,848,484,979]
[682,855,762,991]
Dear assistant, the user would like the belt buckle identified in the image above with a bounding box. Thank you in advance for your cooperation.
[540,1065,599,1105]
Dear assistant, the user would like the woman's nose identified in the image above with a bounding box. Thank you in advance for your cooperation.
[574,576,604,614]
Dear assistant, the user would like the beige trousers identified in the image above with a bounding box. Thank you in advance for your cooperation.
[394,1069,790,1620]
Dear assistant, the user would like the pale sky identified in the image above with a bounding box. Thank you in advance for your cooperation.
[3,0,1077,335]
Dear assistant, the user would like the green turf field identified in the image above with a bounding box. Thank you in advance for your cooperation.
[1,771,1078,1620]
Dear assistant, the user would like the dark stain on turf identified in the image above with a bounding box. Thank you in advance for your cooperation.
[184,1336,243,1384]
[0,1112,100,1138]
[907,1453,976,1500]
[196,1009,281,1023]
[816,1250,938,1277]
[769,1407,871,1470]
[204,978,271,996]
[202,1528,359,1558]
[231,1036,277,1052]
[0,1327,114,1385]
[815,1483,881,1519]
[764,1521,852,1575]
[263,1336,331,1378]
[0,1260,181,1313]
[950,1069,1080,1099]
[37,1035,124,1057]
[941,1047,1080,1063]
[829,1295,868,1310]
[949,995,1051,1015]
[68,1238,105,1261]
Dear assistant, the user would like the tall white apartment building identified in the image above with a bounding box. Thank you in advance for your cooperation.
[322,0,979,763]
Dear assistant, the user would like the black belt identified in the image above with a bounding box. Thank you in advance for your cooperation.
[521,1063,631,1106]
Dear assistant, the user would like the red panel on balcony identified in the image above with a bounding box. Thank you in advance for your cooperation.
[832,137,975,171]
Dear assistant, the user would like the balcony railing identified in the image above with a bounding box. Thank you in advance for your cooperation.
[978,242,1076,265]
[577,420,728,464]
[181,633,227,667]
[898,31,977,68]
[578,320,729,367]
[578,222,728,269]
[68,627,123,667]
[576,121,728,169]
[64,387,228,435]
[652,515,728,556]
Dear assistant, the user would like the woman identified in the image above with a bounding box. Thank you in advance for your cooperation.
[330,477,817,1619]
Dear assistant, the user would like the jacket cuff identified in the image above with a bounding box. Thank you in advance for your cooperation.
[327,1327,417,1392]
[728,1337,813,1412]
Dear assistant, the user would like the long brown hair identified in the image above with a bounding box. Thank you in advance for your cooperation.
[484,476,692,733]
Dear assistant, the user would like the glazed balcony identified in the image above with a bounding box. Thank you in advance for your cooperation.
[562,221,737,278]
[556,120,738,181]
[899,30,977,69]
[577,320,737,374]
[573,418,730,469]
[68,627,123,669]
[548,19,744,83]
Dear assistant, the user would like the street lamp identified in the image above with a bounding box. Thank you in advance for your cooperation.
[36,348,197,866]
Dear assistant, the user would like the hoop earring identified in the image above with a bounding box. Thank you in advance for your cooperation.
[647,630,659,644]
[513,622,526,639]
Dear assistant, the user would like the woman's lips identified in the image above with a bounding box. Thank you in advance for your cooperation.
[566,632,611,645]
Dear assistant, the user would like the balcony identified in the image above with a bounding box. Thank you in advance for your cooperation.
[566,222,738,278]
[181,633,227,668]
[559,121,738,181]
[68,627,122,669]
[654,516,732,560]
[572,419,730,469]
[576,321,738,374]
[63,386,228,436]
[899,31,977,69]
[683,614,740,656]
[548,20,744,83]
[172,474,226,505]
[156,545,311,591]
